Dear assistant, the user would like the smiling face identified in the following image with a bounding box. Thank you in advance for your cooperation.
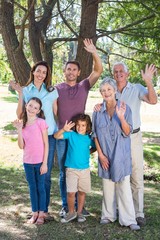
[64,63,81,83]
[33,65,48,86]
[113,64,129,85]
[25,99,41,118]
[100,83,116,102]
[76,120,87,135]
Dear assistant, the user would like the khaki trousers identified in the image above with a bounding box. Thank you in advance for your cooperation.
[101,176,137,226]
[130,131,144,218]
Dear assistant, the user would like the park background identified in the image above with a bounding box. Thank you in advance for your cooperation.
[0,1,160,239]
[0,85,160,240]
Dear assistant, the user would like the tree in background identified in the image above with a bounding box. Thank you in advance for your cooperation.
[0,0,160,85]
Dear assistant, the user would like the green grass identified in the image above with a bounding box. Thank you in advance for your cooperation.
[144,144,160,169]
[0,163,160,239]
[0,132,160,239]
[142,132,160,138]
[144,143,160,182]
[2,96,18,103]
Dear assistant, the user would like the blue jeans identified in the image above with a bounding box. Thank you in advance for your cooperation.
[44,135,56,212]
[24,163,46,212]
[56,139,77,208]
[56,139,68,208]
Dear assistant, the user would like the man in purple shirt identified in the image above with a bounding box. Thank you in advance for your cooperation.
[55,39,103,217]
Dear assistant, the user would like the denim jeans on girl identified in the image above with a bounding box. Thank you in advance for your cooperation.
[24,162,46,212]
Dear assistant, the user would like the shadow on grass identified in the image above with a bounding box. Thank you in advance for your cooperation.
[1,167,160,240]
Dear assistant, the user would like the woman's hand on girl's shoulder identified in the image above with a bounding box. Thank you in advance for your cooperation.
[40,162,48,175]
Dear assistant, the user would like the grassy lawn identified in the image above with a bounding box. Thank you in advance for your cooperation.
[0,132,160,240]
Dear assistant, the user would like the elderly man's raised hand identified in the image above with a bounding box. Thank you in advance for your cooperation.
[141,64,157,86]
[83,39,97,54]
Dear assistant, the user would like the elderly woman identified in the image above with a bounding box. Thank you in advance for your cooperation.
[92,77,140,231]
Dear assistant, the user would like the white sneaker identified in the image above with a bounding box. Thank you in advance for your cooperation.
[100,218,111,224]
[61,212,77,223]
[59,207,68,217]
[77,214,86,223]
[129,224,141,231]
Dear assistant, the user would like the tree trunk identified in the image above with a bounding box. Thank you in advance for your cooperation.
[1,0,30,85]
[76,0,99,81]
[28,0,42,63]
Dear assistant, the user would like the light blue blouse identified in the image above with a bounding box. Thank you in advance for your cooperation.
[23,82,58,135]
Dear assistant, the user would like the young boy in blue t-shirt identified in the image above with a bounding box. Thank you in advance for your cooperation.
[54,113,96,223]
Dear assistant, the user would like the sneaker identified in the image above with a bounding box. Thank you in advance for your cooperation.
[129,224,141,231]
[61,212,77,223]
[77,214,86,223]
[100,218,111,224]
[59,207,68,217]
[136,217,146,227]
[82,207,90,217]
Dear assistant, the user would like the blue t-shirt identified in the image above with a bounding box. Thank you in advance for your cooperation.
[63,131,95,169]
[23,82,58,135]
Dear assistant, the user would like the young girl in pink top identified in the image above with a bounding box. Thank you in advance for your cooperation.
[13,97,48,225]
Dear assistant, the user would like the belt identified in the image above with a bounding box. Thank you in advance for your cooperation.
[132,127,140,134]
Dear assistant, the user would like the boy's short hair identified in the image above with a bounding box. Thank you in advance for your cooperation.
[72,113,92,134]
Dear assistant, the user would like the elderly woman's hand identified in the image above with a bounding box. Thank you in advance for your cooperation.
[99,154,109,170]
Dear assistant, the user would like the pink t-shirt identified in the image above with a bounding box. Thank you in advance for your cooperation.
[22,118,48,164]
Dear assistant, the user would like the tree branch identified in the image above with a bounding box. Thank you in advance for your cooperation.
[38,0,57,31]
[57,0,78,37]
[18,0,36,50]
[49,37,78,45]
[105,35,160,55]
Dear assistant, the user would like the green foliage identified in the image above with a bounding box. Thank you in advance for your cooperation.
[97,0,160,78]
[0,39,13,83]
[1,0,160,84]
[3,123,16,131]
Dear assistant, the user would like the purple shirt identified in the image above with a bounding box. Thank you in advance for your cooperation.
[56,79,90,129]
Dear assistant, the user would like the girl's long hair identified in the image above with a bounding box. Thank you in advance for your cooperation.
[26,61,54,92]
[22,97,45,128]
